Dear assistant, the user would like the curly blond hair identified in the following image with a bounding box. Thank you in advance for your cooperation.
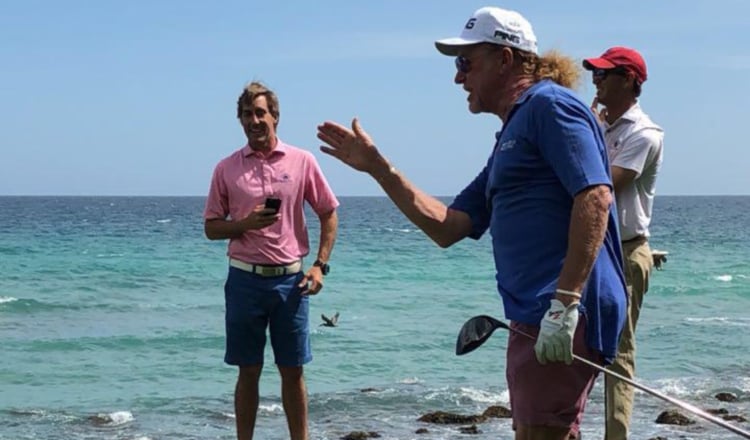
[515,49,581,90]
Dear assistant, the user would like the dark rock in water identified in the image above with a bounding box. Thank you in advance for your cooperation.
[87,414,112,426]
[647,437,668,440]
[86,412,131,426]
[418,411,485,424]
[415,428,429,434]
[706,408,729,415]
[715,392,739,402]
[359,387,379,393]
[340,431,380,440]
[723,414,748,422]
[459,424,481,434]
[482,405,512,418]
[656,410,695,425]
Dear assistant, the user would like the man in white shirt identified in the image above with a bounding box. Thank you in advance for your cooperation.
[584,47,664,440]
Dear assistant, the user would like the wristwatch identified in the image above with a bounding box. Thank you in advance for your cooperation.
[313,259,330,276]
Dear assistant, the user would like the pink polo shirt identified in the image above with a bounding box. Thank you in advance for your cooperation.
[203,139,339,265]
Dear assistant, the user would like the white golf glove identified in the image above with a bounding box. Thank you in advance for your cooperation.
[534,299,580,365]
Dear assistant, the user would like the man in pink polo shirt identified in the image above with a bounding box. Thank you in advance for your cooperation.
[203,81,339,440]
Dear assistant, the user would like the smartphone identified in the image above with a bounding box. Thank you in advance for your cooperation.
[264,197,281,214]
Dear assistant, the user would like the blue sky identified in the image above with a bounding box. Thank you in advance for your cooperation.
[1,0,748,196]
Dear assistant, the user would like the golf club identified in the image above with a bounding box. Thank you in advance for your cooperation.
[456,314,750,439]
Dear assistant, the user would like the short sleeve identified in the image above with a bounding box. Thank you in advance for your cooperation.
[611,128,663,176]
[531,92,611,196]
[449,163,491,240]
[203,162,229,220]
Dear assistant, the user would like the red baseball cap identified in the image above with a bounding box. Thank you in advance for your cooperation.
[583,46,647,83]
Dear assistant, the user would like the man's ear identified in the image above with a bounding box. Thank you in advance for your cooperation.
[499,46,514,73]
[624,72,637,89]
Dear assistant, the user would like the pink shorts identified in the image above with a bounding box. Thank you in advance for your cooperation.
[506,317,603,438]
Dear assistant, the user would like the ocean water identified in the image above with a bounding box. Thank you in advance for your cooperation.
[1,195,749,440]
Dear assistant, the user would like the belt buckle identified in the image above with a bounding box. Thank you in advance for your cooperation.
[258,265,284,277]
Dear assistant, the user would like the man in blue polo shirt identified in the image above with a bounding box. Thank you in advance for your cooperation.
[317,6,626,440]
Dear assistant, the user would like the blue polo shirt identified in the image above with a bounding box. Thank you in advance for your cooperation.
[450,80,627,361]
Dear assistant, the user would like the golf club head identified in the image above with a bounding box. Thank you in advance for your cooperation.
[455,315,503,355]
[456,314,750,439]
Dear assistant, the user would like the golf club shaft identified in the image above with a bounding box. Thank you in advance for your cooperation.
[503,323,750,439]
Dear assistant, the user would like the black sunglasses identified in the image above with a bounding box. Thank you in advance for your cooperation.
[593,67,628,79]
[455,55,471,73]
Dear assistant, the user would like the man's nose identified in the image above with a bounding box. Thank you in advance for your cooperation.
[454,70,465,84]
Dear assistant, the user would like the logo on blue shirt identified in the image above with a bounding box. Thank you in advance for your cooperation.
[499,140,517,151]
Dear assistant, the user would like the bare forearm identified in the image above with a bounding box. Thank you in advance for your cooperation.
[316,210,338,262]
[370,159,470,248]
[204,218,247,240]
[557,185,612,295]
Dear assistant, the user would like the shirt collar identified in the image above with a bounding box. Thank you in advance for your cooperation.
[515,79,548,107]
[495,80,552,141]
[604,102,642,129]
[242,137,288,158]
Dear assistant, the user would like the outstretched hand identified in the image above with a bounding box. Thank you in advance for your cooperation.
[317,118,384,174]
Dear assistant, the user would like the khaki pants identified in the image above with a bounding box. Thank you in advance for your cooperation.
[605,237,652,440]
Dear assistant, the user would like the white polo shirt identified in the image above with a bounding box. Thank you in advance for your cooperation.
[603,103,664,241]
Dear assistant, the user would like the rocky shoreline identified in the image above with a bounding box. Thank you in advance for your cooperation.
[338,391,746,439]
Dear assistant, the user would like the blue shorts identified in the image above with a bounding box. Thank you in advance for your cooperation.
[224,267,311,367]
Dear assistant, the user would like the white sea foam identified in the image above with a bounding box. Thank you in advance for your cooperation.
[0,296,18,304]
[384,228,412,233]
[259,404,283,414]
[714,274,733,282]
[399,376,422,384]
[458,386,509,405]
[685,316,731,323]
[107,411,134,425]
[156,219,171,223]
[650,377,704,397]
[740,377,750,392]
[90,410,134,426]
[685,316,750,327]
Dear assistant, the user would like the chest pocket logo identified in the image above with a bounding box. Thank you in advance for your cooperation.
[499,139,517,151]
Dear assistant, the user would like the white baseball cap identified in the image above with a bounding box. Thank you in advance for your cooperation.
[435,6,538,56]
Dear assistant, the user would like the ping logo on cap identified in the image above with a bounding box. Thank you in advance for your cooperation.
[494,30,520,44]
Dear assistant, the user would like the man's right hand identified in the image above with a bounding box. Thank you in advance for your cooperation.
[241,204,279,230]
[590,97,607,123]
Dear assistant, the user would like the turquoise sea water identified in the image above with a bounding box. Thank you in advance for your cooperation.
[1,196,749,440]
